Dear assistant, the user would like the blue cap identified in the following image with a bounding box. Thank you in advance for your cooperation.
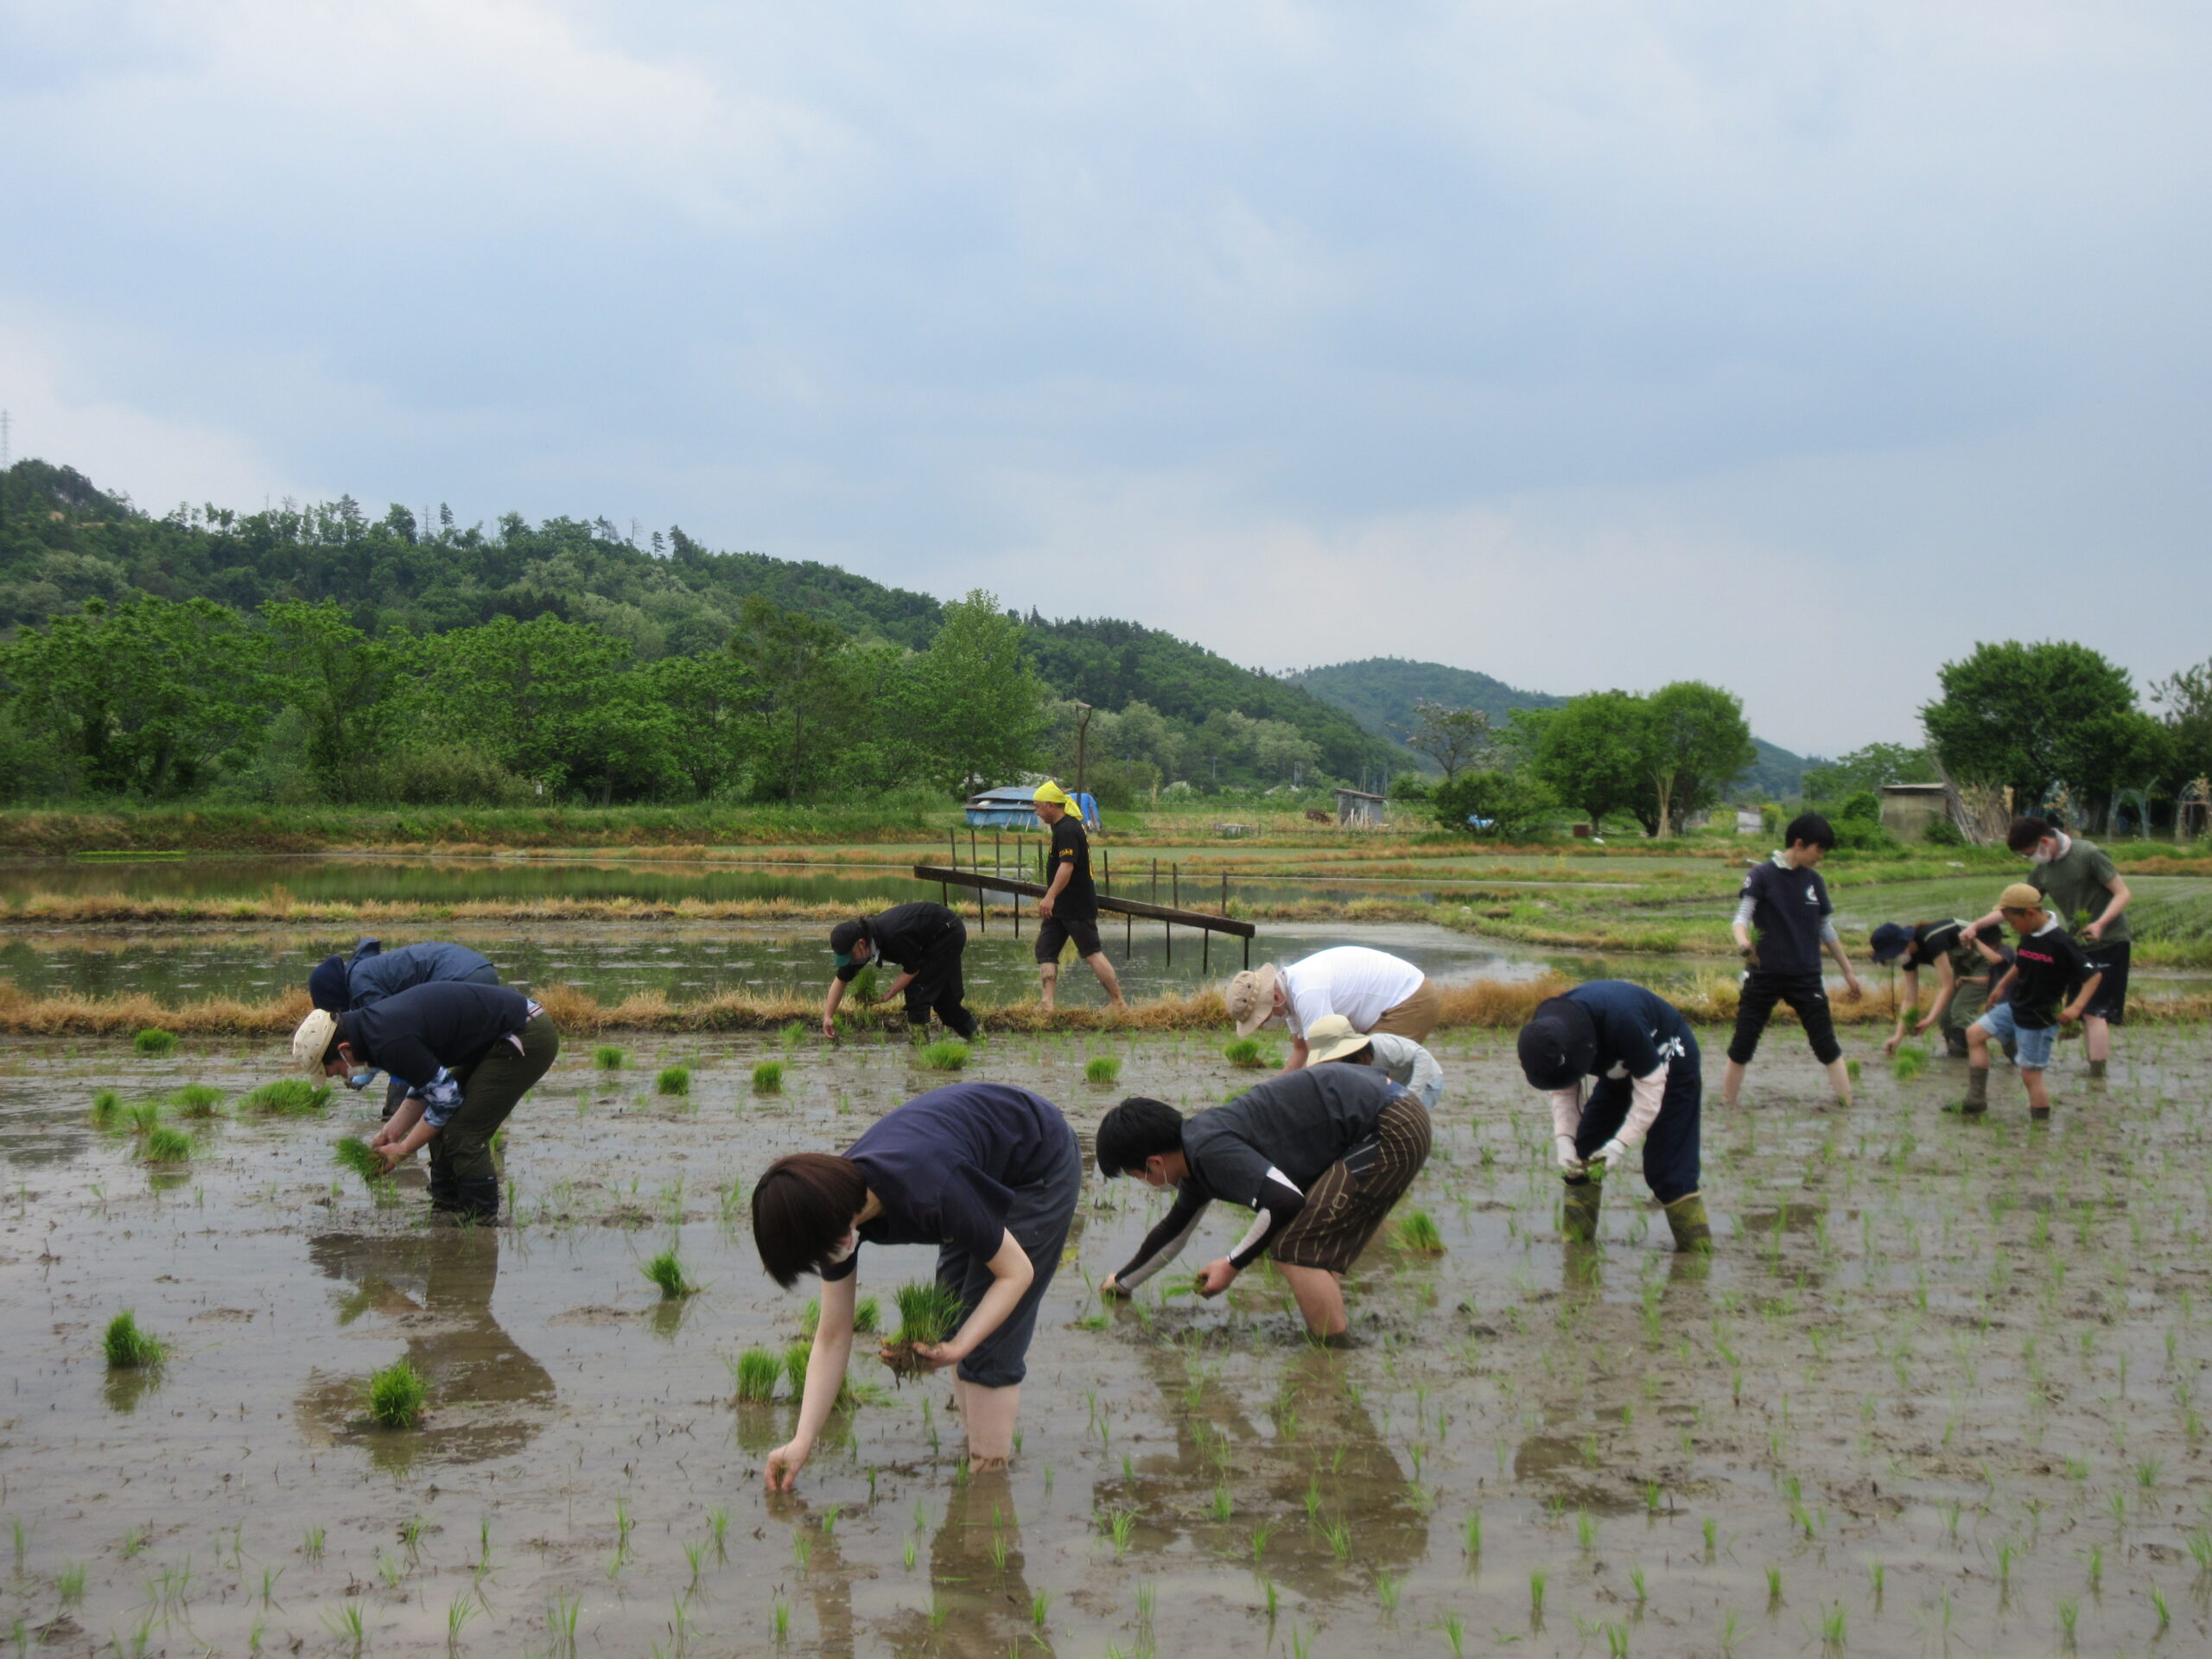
[1868,923,1913,963]
[308,956,349,1012]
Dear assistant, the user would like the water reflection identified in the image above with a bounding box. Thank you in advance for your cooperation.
[881,1470,1053,1659]
[295,1228,554,1469]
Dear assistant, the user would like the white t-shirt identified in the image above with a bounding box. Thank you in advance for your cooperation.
[1278,947,1426,1039]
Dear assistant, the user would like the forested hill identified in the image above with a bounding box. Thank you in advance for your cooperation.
[1294,655,1808,798]
[0,458,1389,782]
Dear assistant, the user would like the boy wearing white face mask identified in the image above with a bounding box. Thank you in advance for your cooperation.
[1968,817,2133,1079]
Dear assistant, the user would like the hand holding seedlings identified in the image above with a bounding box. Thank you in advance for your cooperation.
[1196,1258,1238,1298]
[1098,1273,1128,1299]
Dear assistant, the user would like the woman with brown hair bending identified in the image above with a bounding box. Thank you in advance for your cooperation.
[750,1081,1083,1490]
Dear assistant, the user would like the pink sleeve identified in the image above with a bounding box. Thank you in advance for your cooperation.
[1549,1086,1583,1139]
[1616,1062,1669,1148]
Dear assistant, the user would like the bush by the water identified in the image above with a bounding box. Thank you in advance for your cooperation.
[133,1028,178,1058]
[104,1310,165,1370]
[365,1359,427,1428]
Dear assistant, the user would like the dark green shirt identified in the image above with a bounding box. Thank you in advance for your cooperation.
[2031,836,2129,945]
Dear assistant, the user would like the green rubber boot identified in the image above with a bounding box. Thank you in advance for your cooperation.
[1561,1177,1602,1244]
[2088,1058,2107,1081]
[1664,1192,1713,1254]
[1959,1066,1989,1116]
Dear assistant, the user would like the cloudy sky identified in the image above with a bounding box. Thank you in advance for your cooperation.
[4,1,2207,755]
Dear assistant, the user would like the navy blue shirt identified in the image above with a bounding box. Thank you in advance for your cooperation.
[346,940,498,1007]
[1562,981,1696,1081]
[338,982,535,1090]
[1740,855,1832,976]
[825,1084,1073,1281]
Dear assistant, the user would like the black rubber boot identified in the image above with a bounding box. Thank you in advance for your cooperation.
[2088,1058,2107,1081]
[1561,1177,1602,1244]
[452,1177,500,1225]
[428,1168,461,1213]
[1959,1067,1989,1116]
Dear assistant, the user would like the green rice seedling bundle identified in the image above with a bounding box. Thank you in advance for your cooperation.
[1224,1037,1265,1068]
[90,1089,123,1130]
[656,1065,691,1096]
[853,1294,880,1333]
[124,1101,162,1138]
[780,1021,809,1047]
[133,1028,179,1058]
[142,1127,194,1162]
[365,1359,427,1428]
[882,1281,965,1377]
[169,1084,226,1118]
[1845,1058,1862,1081]
[243,1078,330,1115]
[784,1341,812,1397]
[104,1310,166,1370]
[918,1039,969,1072]
[1395,1208,1445,1255]
[1085,1055,1122,1085]
[333,1137,387,1189]
[732,1347,780,1402]
[753,1060,785,1092]
[847,964,880,1004]
[593,1045,626,1071]
[642,1249,697,1300]
[1892,1045,1928,1082]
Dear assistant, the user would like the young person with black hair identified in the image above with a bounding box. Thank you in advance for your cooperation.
[1722,811,1863,1109]
[292,981,558,1224]
[749,1082,1082,1488]
[1868,918,2012,1058]
[1966,817,2133,1079]
[307,938,502,1120]
[1093,1065,1432,1338]
[821,901,976,1040]
[1961,883,2104,1120]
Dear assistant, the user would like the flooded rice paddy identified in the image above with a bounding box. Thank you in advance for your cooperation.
[5,1022,2212,1656]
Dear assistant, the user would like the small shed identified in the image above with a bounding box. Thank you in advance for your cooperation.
[963,785,1099,831]
[1335,788,1389,828]
[1879,783,1950,842]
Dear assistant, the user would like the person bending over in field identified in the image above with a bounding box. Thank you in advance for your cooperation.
[308,938,502,1121]
[750,1081,1083,1488]
[1960,884,2103,1122]
[1966,817,2133,1081]
[1868,918,2011,1059]
[1095,1064,1432,1339]
[1224,944,1441,1073]
[296,980,557,1224]
[822,901,977,1040]
[1300,1013,1445,1107]
[1516,979,1710,1253]
[1722,812,1862,1109]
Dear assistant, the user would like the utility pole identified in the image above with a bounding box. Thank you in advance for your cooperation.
[1073,702,1093,801]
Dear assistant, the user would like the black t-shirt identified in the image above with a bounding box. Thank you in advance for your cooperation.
[837,901,960,982]
[2007,921,2094,1029]
[1740,855,1831,976]
[1047,814,1096,918]
[1909,919,2008,978]
[339,982,535,1090]
[1559,980,1695,1080]
[1179,1065,1397,1206]
[823,1083,1072,1281]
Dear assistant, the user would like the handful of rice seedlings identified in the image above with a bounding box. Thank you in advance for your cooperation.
[753,1060,785,1093]
[1223,1038,1266,1069]
[365,1359,427,1428]
[731,1347,781,1402]
[132,1028,179,1058]
[1085,1055,1122,1085]
[1394,1209,1445,1255]
[656,1065,691,1096]
[243,1078,330,1115]
[918,1039,969,1072]
[169,1084,225,1118]
[593,1046,626,1071]
[643,1249,698,1300]
[104,1310,166,1370]
[142,1128,194,1162]
[881,1281,965,1377]
[1892,1045,1928,1081]
[334,1137,388,1188]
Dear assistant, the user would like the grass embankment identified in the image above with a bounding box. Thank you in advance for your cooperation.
[9,974,2210,1039]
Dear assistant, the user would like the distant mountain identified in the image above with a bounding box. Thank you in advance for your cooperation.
[1291,656,1806,798]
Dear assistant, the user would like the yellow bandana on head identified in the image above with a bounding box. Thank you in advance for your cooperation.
[1033,781,1076,809]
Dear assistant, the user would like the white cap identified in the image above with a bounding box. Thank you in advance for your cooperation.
[291,1009,338,1077]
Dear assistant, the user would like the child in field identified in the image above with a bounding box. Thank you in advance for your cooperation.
[1869,918,2011,1058]
[1721,812,1862,1108]
[1961,883,2103,1121]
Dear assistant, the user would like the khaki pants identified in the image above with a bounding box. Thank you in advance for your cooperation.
[1370,978,1441,1044]
[429,1016,560,1185]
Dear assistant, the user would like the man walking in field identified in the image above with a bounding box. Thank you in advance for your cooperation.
[1721,812,1862,1108]
[1033,781,1126,1013]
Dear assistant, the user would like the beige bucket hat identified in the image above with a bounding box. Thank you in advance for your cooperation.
[291,1008,338,1077]
[1301,1013,1375,1066]
[1224,965,1281,1038]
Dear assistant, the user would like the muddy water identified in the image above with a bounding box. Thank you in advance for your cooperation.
[4,1026,2211,1656]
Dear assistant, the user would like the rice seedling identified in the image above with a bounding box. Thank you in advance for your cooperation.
[104,1311,165,1370]
[124,1102,162,1137]
[1085,1055,1122,1085]
[332,1137,386,1189]
[2152,1581,2171,1629]
[302,1528,324,1565]
[1529,1568,1548,1619]
[447,1591,479,1643]
[593,1045,626,1070]
[133,1028,178,1058]
[732,1347,780,1402]
[549,1592,581,1656]
[784,1341,811,1397]
[365,1358,427,1428]
[882,1280,964,1376]
[142,1127,193,1161]
[772,1599,791,1640]
[1224,1037,1265,1068]
[1819,1600,1846,1654]
[1031,1590,1052,1630]
[1322,1519,1351,1560]
[2056,1596,2078,1644]
[1464,1510,1483,1555]
[325,1600,365,1653]
[57,1562,86,1608]
[708,1505,729,1560]
[242,1078,329,1115]
[642,1249,697,1300]
[753,1059,785,1092]
[91,1089,123,1129]
[853,1294,880,1333]
[1892,1045,1927,1081]
[1766,1565,1783,1609]
[168,1084,225,1117]
[1376,1571,1402,1611]
[918,1039,969,1071]
[1105,1507,1137,1558]
[1395,1208,1445,1254]
[656,1065,691,1096]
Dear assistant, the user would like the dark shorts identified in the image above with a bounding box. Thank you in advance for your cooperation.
[1727,970,1841,1066]
[1034,912,1103,963]
[937,1120,1084,1389]
[2080,940,2129,1024]
[1270,1096,1433,1274]
[430,1014,559,1183]
[1574,1032,1702,1205]
[903,923,976,1038]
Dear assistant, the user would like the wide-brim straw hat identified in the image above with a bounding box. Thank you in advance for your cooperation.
[1302,1013,1374,1066]
[1224,965,1281,1038]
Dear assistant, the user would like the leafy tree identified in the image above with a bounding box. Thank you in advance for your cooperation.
[729,595,868,802]
[1922,640,2155,810]
[2151,658,2212,788]
[261,600,399,799]
[1525,691,1648,833]
[1641,681,1756,836]
[639,652,757,799]
[1802,741,1936,804]
[907,591,1045,793]
[1403,700,1495,782]
[0,596,266,795]
[1433,769,1556,840]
